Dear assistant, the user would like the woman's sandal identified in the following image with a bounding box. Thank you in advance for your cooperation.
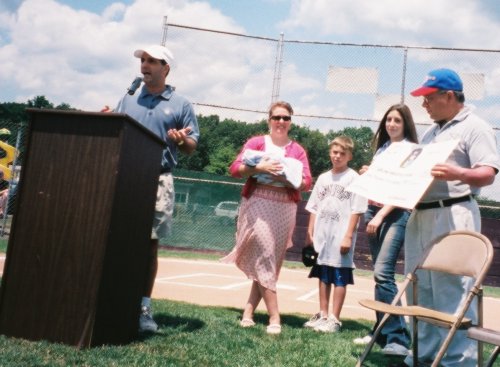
[266,324,281,335]
[239,318,256,328]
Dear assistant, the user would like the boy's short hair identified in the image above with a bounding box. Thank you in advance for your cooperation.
[329,136,354,154]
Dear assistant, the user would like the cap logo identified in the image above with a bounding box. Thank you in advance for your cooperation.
[425,75,436,82]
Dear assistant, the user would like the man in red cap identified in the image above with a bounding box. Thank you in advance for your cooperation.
[403,68,499,366]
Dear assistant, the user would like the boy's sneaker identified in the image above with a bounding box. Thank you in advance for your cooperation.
[314,315,342,333]
[303,312,328,329]
[139,306,158,332]
[353,335,372,345]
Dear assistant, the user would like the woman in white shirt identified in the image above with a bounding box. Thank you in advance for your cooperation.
[354,104,418,356]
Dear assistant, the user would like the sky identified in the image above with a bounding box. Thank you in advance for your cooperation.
[2,0,500,110]
[0,0,499,199]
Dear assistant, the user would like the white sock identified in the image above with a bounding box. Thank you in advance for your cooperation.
[329,315,341,324]
[141,297,151,308]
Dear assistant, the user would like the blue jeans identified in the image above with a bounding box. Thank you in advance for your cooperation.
[365,205,411,348]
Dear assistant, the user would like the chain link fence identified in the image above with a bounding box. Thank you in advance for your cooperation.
[166,170,500,255]
[163,23,500,253]
[1,23,500,253]
[166,23,500,132]
[164,169,242,252]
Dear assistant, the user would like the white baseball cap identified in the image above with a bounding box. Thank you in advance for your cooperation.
[134,44,175,67]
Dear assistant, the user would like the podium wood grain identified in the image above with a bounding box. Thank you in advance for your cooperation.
[0,109,165,347]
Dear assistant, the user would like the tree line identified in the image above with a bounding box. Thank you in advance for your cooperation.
[2,96,500,211]
[0,96,375,178]
[177,115,374,178]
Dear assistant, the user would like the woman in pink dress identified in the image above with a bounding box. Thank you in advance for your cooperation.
[222,101,312,334]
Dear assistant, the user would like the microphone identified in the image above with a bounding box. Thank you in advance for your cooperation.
[127,77,143,95]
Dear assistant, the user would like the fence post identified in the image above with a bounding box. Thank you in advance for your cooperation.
[161,15,168,46]
[271,32,285,103]
[400,47,409,104]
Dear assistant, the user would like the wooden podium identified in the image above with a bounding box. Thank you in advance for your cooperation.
[0,109,165,347]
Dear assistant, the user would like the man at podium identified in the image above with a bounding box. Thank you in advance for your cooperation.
[115,44,200,333]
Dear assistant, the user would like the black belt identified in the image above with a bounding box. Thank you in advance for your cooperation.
[415,195,472,210]
[160,167,172,174]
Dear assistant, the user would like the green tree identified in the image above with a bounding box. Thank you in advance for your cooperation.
[205,145,238,175]
[177,115,212,171]
[1,97,76,161]
[27,96,54,109]
[326,126,374,171]
[55,102,76,110]
[1,98,375,182]
[0,102,27,124]
[178,115,225,171]
[178,115,269,175]
[289,125,330,177]
[178,115,374,179]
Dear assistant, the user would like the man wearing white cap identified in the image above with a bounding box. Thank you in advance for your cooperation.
[404,68,499,366]
[115,44,200,333]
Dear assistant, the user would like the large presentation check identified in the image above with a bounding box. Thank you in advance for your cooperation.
[347,140,458,209]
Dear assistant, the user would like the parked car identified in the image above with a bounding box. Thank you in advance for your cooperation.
[214,201,240,225]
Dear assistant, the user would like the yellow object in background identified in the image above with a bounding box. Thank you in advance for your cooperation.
[0,164,11,180]
[0,140,18,180]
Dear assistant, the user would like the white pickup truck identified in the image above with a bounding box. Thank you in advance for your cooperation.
[214,201,240,225]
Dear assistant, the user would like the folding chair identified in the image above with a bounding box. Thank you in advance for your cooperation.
[467,325,500,367]
[355,230,494,367]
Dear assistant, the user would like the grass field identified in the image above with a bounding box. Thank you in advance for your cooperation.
[0,299,498,366]
[0,299,403,367]
[0,241,499,366]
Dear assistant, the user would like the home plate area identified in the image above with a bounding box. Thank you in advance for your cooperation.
[153,258,500,329]
[153,257,376,322]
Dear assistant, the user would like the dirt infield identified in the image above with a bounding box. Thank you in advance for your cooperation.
[1,255,498,328]
[152,257,500,329]
[153,257,376,321]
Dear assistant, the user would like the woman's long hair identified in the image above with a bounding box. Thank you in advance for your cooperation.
[372,103,418,152]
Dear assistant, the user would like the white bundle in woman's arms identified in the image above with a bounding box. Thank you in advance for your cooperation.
[242,149,303,189]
